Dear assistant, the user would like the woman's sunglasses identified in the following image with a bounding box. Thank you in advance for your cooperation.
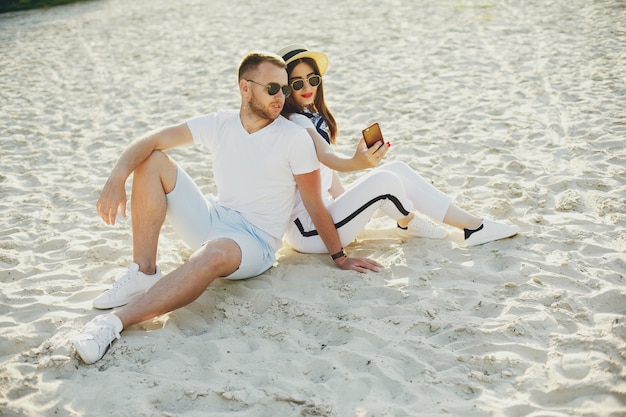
[246,79,292,97]
[290,75,322,91]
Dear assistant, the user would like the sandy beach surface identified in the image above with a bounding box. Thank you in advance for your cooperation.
[1,0,625,416]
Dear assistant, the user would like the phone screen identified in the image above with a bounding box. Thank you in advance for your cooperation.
[362,123,384,148]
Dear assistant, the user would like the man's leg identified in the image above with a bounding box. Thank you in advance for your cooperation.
[130,150,178,274]
[93,151,177,309]
[116,238,241,327]
[75,238,242,364]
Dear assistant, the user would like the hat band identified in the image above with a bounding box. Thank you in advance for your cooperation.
[282,49,307,62]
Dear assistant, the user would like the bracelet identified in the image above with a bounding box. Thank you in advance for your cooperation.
[330,248,347,260]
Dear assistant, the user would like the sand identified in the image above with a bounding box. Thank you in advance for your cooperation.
[1,0,625,416]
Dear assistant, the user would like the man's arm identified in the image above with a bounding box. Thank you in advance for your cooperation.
[295,169,382,273]
[97,122,193,225]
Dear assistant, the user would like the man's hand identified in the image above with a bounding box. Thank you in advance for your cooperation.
[333,254,383,273]
[295,169,382,274]
[96,175,127,225]
[93,123,194,226]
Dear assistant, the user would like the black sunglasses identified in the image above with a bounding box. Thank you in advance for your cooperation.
[290,75,322,91]
[246,79,291,97]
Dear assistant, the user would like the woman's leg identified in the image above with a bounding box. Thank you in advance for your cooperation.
[377,162,519,245]
[442,205,482,230]
[285,162,518,251]
[375,162,452,221]
[377,161,482,229]
[286,170,416,253]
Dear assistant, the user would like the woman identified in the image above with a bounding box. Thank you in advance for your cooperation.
[277,44,520,254]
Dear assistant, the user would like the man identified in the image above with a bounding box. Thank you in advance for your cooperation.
[73,52,381,364]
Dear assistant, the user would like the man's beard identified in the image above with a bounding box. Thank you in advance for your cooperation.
[247,92,280,121]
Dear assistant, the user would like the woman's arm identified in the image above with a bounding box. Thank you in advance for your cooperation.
[306,127,388,172]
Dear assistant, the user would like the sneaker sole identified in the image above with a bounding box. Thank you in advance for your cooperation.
[92,293,140,310]
[397,230,448,239]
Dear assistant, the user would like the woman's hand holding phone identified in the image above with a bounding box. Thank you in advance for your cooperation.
[356,122,390,168]
[362,122,385,149]
[351,136,389,170]
[351,137,378,169]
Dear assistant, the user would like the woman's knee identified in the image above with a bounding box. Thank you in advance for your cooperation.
[380,161,412,175]
[364,170,404,193]
[380,160,430,186]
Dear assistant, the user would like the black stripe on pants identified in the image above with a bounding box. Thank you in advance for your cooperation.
[293,194,410,237]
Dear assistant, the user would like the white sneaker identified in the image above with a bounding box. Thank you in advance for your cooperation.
[93,263,161,309]
[464,219,520,246]
[73,314,123,364]
[397,214,448,239]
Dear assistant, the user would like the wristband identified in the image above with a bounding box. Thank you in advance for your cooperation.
[330,248,347,260]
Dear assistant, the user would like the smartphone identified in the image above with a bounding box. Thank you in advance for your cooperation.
[362,122,384,149]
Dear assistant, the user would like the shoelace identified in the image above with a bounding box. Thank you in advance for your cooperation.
[85,320,121,350]
[109,269,136,291]
[410,217,438,232]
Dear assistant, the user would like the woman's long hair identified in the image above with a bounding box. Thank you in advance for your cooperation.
[282,58,338,145]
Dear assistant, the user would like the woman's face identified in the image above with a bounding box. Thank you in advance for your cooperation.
[288,61,318,108]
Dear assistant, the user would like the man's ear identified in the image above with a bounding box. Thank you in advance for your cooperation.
[239,78,249,94]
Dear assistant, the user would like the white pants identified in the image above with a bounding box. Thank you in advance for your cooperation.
[284,161,452,253]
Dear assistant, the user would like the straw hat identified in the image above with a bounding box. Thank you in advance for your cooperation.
[277,44,329,76]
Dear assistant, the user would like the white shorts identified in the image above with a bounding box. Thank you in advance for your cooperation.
[165,166,276,279]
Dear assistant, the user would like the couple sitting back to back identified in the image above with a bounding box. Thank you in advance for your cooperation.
[72,45,519,365]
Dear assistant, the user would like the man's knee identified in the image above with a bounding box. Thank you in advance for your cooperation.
[136,151,178,193]
[193,239,242,277]
[136,150,169,171]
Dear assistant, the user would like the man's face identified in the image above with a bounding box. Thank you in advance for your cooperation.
[245,62,289,121]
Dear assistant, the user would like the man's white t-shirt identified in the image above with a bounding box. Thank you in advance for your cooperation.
[186,110,319,242]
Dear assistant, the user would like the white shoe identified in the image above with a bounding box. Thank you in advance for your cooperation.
[93,263,161,309]
[464,219,520,246]
[397,215,448,239]
[73,314,123,364]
